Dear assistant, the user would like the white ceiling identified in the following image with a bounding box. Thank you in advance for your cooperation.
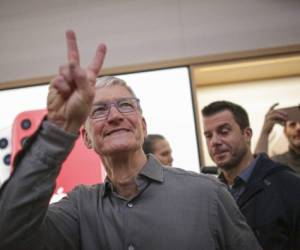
[1,0,300,84]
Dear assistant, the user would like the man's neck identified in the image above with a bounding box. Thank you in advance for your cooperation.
[103,150,147,199]
[222,152,254,185]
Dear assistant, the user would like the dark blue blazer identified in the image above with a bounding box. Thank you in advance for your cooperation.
[237,154,300,250]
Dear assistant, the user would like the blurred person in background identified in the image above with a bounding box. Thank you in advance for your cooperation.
[255,103,300,175]
[143,134,173,166]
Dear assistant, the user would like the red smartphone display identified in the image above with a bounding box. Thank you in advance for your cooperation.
[12,109,105,201]
[0,126,12,187]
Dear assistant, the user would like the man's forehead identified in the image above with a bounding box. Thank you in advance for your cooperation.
[203,110,235,126]
[94,85,134,102]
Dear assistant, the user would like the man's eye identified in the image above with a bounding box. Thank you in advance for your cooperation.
[220,128,230,135]
[204,133,212,139]
[118,100,135,110]
[161,151,170,157]
[287,122,296,128]
[119,101,133,108]
[92,105,107,115]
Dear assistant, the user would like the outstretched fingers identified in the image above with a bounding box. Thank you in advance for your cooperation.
[88,43,107,77]
[66,30,80,65]
[63,31,106,100]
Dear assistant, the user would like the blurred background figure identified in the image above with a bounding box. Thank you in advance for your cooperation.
[143,134,173,166]
[255,103,300,175]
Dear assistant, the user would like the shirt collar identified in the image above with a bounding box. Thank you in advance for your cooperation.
[102,179,112,197]
[101,154,164,197]
[139,154,164,183]
[238,156,258,183]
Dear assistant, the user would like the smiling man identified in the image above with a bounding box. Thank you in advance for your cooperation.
[202,100,300,250]
[0,31,261,250]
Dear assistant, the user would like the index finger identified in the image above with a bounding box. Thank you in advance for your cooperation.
[66,30,80,65]
[269,102,279,111]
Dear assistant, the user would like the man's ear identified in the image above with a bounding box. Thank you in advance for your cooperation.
[82,127,92,149]
[243,127,253,143]
[142,117,147,139]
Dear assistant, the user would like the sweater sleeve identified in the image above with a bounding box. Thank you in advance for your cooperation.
[0,120,79,250]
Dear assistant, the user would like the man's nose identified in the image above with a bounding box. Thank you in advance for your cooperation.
[210,134,222,146]
[106,104,123,121]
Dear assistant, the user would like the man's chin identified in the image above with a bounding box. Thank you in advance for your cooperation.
[102,143,140,156]
[105,147,131,155]
[213,155,228,166]
[215,160,236,171]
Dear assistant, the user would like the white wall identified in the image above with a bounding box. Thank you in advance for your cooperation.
[1,0,300,84]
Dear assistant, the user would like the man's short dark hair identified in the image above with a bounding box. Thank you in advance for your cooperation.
[201,101,250,130]
[143,134,165,154]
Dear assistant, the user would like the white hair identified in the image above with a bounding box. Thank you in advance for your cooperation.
[95,76,137,98]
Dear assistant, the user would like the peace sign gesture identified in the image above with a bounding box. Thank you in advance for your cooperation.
[47,30,106,133]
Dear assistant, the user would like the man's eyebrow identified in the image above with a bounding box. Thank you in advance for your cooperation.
[92,100,107,106]
[218,123,231,130]
[203,123,231,134]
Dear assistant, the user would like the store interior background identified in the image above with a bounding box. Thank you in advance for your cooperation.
[1,0,300,171]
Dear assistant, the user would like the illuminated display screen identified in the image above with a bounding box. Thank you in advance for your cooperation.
[0,67,200,173]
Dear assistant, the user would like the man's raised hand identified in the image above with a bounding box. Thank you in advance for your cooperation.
[261,103,288,135]
[47,30,106,133]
